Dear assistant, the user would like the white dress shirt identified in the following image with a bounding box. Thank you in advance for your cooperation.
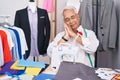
[47,26,99,67]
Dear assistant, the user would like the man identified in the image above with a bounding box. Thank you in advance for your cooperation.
[47,6,99,67]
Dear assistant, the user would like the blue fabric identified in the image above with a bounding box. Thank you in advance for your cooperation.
[0,61,25,75]
[8,28,22,59]
[7,28,19,60]
[34,73,55,80]
[17,60,45,68]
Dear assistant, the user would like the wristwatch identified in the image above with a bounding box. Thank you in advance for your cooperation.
[62,36,68,42]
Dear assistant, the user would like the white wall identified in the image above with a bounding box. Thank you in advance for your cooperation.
[56,0,67,33]
[37,0,43,8]
[0,0,29,25]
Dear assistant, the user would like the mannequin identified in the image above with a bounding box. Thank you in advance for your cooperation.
[28,0,36,13]
[29,0,34,2]
[14,0,50,61]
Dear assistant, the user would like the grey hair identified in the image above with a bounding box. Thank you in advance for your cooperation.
[62,6,77,15]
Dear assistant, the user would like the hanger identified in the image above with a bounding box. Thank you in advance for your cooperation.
[0,15,12,28]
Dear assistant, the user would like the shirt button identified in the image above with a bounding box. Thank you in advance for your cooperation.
[100,27,103,29]
[102,34,104,36]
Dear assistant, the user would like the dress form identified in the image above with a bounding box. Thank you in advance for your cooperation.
[28,1,37,13]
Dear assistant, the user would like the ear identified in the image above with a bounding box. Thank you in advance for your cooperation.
[76,14,80,20]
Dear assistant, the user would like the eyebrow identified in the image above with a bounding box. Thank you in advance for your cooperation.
[64,14,76,19]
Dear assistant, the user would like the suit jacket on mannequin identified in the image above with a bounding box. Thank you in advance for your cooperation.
[14,7,50,59]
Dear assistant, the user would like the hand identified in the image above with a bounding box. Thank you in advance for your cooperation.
[64,23,70,39]
[65,24,77,38]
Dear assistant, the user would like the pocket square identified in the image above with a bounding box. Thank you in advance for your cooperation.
[40,16,45,18]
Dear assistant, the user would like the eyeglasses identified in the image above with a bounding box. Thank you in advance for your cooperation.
[64,14,77,22]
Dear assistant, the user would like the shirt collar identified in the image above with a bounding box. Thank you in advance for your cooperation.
[27,7,37,13]
[77,25,83,32]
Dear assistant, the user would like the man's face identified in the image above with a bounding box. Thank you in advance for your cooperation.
[63,9,80,30]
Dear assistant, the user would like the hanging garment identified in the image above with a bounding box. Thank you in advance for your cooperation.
[43,0,53,13]
[80,0,93,30]
[11,27,28,56]
[7,28,20,60]
[0,28,14,50]
[0,30,12,64]
[8,28,22,59]
[80,0,117,51]
[0,36,4,66]
[111,0,120,68]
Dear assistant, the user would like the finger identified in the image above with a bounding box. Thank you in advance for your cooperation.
[64,23,68,28]
[65,27,67,33]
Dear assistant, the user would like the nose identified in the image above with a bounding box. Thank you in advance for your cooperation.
[69,18,74,24]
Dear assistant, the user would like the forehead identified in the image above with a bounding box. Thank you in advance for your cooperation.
[63,9,76,17]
